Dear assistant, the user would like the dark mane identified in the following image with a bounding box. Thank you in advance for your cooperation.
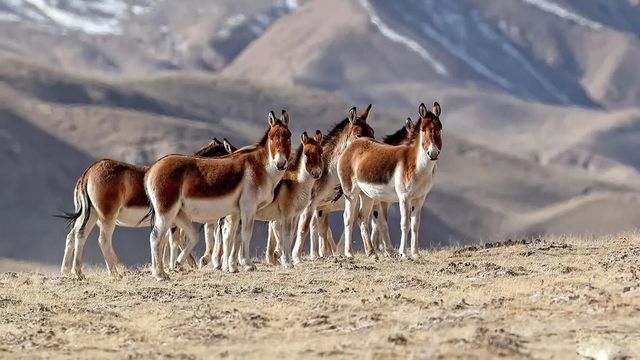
[321,118,350,148]
[257,127,270,146]
[286,143,304,172]
[407,118,423,144]
[193,143,227,157]
[382,126,409,145]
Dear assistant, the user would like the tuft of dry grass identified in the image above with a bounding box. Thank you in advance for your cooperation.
[1,233,639,359]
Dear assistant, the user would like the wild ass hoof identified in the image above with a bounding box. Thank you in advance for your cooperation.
[292,256,302,265]
[198,256,209,268]
[74,272,86,281]
[153,271,170,281]
[109,270,123,280]
[244,263,257,272]
[212,262,223,271]
[345,252,354,259]
[227,265,239,273]
[173,261,184,272]
[411,252,420,260]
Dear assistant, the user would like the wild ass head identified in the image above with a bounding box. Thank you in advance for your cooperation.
[418,102,443,160]
[300,130,324,179]
[267,110,293,171]
[346,104,375,142]
[194,138,233,157]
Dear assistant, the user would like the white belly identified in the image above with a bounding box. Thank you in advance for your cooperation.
[359,182,398,203]
[116,207,150,227]
[183,194,240,223]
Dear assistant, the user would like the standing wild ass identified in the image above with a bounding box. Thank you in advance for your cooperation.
[338,102,442,258]
[144,111,292,280]
[59,138,234,279]
[220,131,324,268]
[290,105,375,264]
[320,117,417,257]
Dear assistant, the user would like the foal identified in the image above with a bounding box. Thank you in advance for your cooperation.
[60,139,233,279]
[222,131,324,268]
[291,105,375,264]
[338,102,443,258]
[145,111,292,279]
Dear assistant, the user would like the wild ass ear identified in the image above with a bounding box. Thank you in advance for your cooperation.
[360,104,372,121]
[280,110,289,126]
[405,117,413,130]
[314,130,323,143]
[301,131,309,144]
[419,103,428,118]
[348,107,357,124]
[223,138,235,153]
[268,111,277,126]
[212,138,222,146]
[432,102,441,117]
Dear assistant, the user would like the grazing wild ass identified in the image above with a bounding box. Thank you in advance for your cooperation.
[338,102,442,259]
[220,131,324,268]
[144,111,292,280]
[59,138,233,279]
[290,105,375,264]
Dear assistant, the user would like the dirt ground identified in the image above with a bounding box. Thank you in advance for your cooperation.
[1,234,639,359]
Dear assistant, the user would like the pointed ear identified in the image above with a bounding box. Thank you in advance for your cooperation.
[405,117,413,130]
[419,103,428,118]
[213,138,222,146]
[348,107,357,124]
[280,110,289,126]
[432,102,441,117]
[360,104,372,121]
[301,131,309,144]
[268,111,277,126]
[314,130,323,143]
[223,138,236,153]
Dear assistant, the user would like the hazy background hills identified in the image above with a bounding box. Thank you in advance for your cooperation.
[1,0,639,266]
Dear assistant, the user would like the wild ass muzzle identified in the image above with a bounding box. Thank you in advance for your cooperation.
[338,102,442,259]
[59,138,234,279]
[144,111,292,280]
[290,105,375,264]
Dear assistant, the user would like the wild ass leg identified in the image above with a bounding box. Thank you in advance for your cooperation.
[96,219,122,279]
[316,210,328,258]
[410,197,426,259]
[398,197,411,259]
[71,212,97,280]
[343,194,359,259]
[309,212,320,260]
[222,215,240,273]
[357,196,376,258]
[211,218,226,270]
[61,229,76,275]
[265,221,278,265]
[150,223,171,281]
[238,204,257,271]
[199,222,216,268]
[274,220,293,268]
[292,207,312,264]
[172,211,198,271]
[168,228,180,271]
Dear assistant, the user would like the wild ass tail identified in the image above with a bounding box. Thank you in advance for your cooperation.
[55,176,92,234]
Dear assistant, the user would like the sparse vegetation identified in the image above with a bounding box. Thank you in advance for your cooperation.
[1,233,638,358]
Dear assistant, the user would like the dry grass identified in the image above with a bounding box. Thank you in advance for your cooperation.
[1,234,639,359]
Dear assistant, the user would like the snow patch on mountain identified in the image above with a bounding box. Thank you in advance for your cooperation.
[359,0,449,77]
[520,0,602,30]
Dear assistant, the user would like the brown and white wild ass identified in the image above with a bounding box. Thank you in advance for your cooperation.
[338,102,442,259]
[60,138,234,279]
[324,117,417,257]
[290,105,375,264]
[219,131,324,268]
[144,111,292,280]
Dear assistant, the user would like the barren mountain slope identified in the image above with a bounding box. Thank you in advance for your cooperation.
[2,58,639,266]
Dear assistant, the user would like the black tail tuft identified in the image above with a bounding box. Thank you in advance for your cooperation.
[332,185,344,203]
[54,210,82,231]
[139,206,155,228]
